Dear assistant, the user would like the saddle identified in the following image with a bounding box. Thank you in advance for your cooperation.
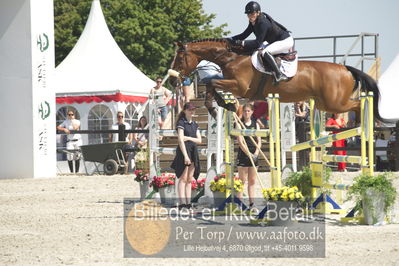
[257,50,297,72]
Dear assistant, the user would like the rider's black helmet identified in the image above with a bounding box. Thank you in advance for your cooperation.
[245,1,261,14]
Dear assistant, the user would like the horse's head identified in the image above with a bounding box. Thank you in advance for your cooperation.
[169,42,200,86]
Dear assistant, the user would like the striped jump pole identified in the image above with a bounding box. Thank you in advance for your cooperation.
[268,94,282,188]
[212,93,242,214]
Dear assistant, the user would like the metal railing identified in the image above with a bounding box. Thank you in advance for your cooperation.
[295,33,379,74]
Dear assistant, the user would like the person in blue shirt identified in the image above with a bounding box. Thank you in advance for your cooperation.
[171,102,202,209]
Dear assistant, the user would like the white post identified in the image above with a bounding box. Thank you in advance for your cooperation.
[215,105,224,173]
[280,103,297,172]
[207,103,224,174]
[148,103,159,179]
[0,0,56,178]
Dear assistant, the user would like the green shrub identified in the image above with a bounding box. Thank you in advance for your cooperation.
[285,166,331,203]
[348,172,397,213]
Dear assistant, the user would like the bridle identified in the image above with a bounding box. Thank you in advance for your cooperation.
[175,45,191,80]
[174,40,234,80]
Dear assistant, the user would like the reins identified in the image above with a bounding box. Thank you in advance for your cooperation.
[177,39,235,79]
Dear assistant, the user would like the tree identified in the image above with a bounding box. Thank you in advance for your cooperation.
[54,0,229,78]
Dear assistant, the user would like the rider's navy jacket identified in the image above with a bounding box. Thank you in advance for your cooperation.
[232,12,290,52]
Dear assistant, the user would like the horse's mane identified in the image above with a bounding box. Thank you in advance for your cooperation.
[184,38,249,55]
[187,38,228,45]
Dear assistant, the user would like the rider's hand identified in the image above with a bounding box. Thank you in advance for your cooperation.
[233,40,243,46]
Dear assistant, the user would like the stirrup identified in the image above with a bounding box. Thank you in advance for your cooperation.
[275,74,288,82]
[272,72,288,85]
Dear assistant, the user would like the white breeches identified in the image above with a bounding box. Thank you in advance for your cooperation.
[66,140,82,161]
[262,36,294,55]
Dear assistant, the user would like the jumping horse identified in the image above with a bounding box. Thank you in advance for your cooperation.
[170,38,386,122]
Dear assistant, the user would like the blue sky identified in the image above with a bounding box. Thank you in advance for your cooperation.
[202,0,399,72]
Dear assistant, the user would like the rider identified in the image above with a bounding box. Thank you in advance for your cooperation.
[231,1,294,82]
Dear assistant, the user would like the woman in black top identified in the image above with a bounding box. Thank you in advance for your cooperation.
[171,102,202,208]
[231,1,294,82]
[236,103,261,207]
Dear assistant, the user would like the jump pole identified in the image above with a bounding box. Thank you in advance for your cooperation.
[290,92,374,214]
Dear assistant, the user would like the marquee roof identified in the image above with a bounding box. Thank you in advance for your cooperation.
[54,0,155,104]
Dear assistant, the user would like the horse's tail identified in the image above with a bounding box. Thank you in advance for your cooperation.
[345,65,388,123]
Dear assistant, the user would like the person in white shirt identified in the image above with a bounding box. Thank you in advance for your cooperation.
[196,60,223,84]
[149,77,173,130]
[57,111,82,173]
[109,111,132,143]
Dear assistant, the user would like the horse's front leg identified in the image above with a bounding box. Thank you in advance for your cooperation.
[204,83,219,118]
[205,79,246,113]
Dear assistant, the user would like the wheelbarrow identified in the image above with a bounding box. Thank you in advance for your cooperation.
[80,142,128,175]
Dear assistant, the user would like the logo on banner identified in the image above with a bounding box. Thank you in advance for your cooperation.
[38,127,48,155]
[283,105,292,133]
[38,101,51,120]
[280,103,295,152]
[37,33,49,52]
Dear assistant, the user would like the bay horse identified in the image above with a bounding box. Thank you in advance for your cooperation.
[170,38,386,122]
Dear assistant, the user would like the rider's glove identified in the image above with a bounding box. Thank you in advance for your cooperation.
[234,40,244,46]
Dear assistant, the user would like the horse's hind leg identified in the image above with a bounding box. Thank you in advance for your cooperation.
[349,100,361,124]
[322,97,361,124]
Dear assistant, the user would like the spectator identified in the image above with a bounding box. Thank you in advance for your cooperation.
[294,101,309,123]
[236,103,261,208]
[252,101,269,128]
[179,77,194,111]
[109,111,132,143]
[57,110,82,173]
[326,113,347,172]
[132,116,149,171]
[294,101,310,141]
[171,102,202,209]
[133,116,148,149]
[376,133,389,171]
[109,111,132,173]
[150,77,173,130]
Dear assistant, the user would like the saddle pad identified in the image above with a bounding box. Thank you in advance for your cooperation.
[251,51,298,78]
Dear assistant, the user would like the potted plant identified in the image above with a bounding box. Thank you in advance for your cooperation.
[134,169,150,200]
[150,173,176,205]
[285,166,331,205]
[209,173,244,207]
[348,173,397,225]
[191,178,206,201]
[262,186,304,226]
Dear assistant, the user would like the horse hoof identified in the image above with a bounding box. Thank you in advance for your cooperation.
[225,103,237,112]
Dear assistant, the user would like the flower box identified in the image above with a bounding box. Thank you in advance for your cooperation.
[139,181,150,200]
[362,188,386,225]
[212,190,226,208]
[191,178,206,201]
[150,173,177,205]
[159,186,176,205]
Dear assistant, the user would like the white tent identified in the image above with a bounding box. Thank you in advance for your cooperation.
[54,0,155,137]
[54,0,157,173]
[379,54,399,120]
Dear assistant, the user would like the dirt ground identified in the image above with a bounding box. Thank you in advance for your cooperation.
[0,172,398,265]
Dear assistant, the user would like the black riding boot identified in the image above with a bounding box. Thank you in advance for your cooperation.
[262,51,288,83]
[68,160,74,173]
[75,160,80,173]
